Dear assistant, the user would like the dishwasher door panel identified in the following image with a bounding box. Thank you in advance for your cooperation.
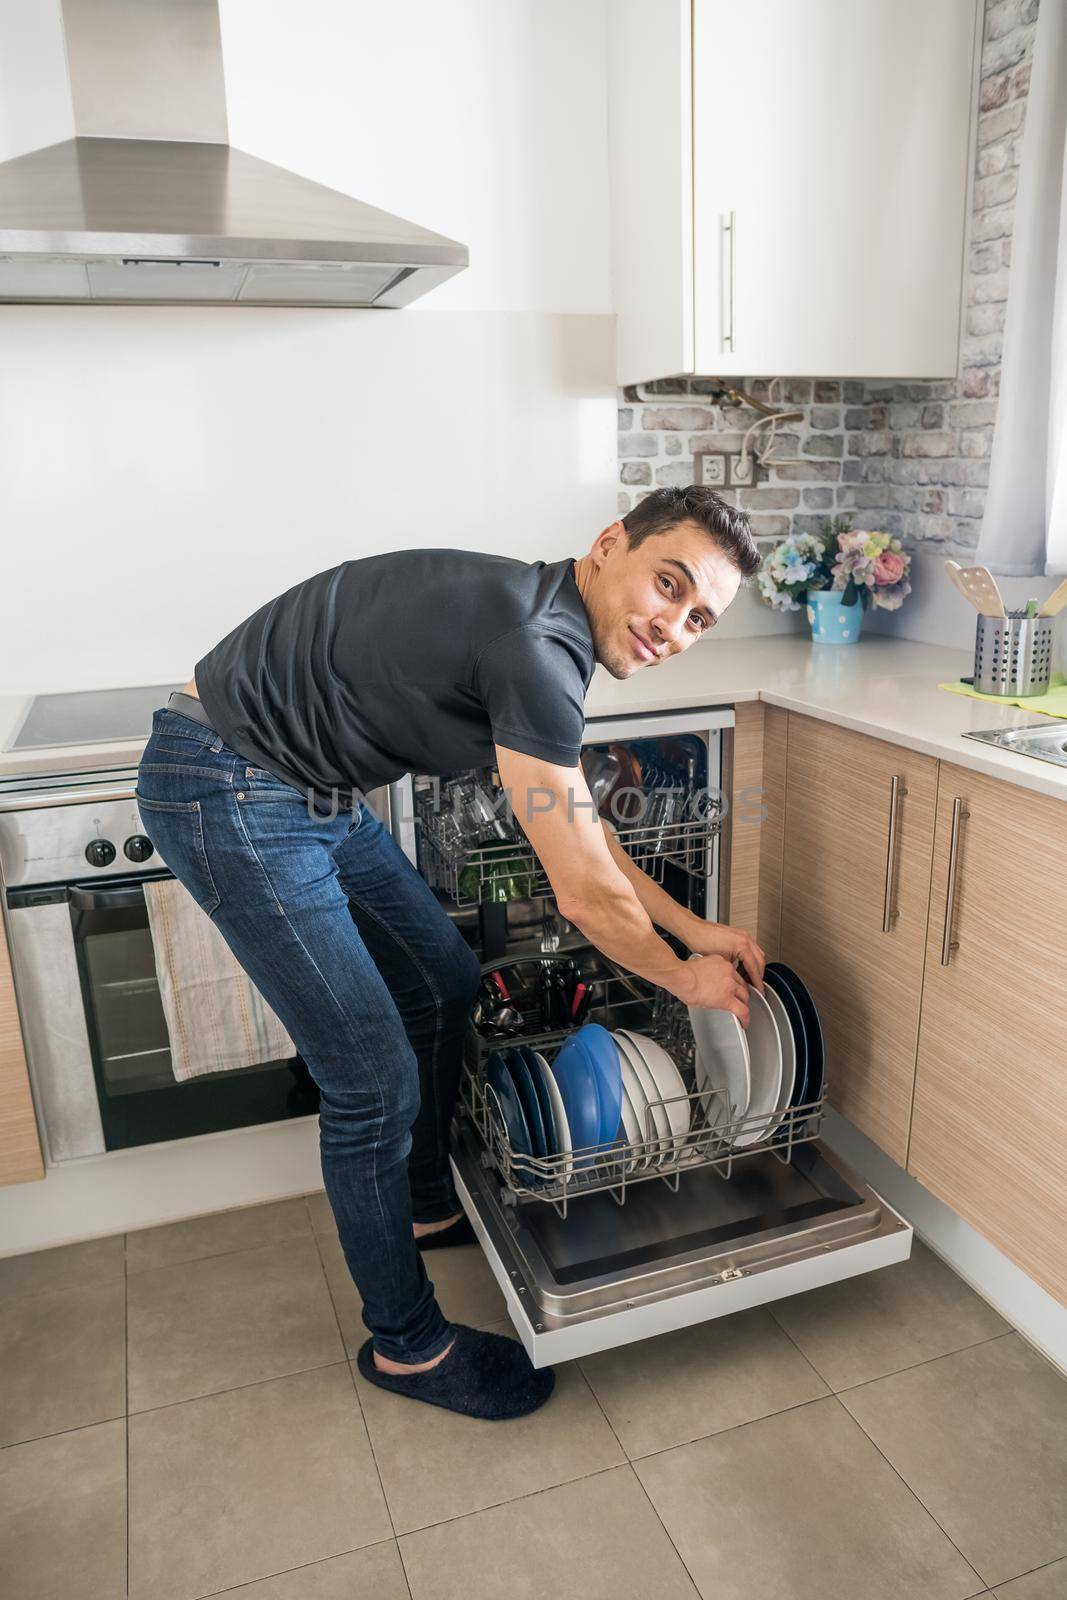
[451,1127,911,1367]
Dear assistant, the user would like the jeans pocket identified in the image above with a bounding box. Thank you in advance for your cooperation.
[135,796,221,915]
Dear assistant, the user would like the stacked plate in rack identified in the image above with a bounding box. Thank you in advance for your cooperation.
[686,958,824,1150]
[481,965,825,1185]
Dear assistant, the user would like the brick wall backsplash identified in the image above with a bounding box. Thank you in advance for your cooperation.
[617,0,1038,554]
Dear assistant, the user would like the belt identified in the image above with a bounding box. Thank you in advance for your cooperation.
[167,689,215,729]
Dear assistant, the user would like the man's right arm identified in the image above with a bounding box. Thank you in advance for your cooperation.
[493,743,750,1025]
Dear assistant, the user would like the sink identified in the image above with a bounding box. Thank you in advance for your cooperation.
[963,722,1067,769]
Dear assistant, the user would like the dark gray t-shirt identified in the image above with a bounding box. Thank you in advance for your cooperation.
[194,549,595,806]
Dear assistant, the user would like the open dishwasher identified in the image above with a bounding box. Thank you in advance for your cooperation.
[393,707,912,1367]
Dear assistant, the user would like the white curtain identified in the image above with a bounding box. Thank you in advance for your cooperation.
[977,0,1067,577]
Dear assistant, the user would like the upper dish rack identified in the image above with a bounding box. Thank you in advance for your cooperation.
[416,774,722,909]
[458,961,828,1218]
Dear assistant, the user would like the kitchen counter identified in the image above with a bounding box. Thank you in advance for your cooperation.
[1,635,1065,800]
[586,634,1067,803]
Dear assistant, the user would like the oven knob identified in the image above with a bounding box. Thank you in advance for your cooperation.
[124,835,155,863]
[85,838,116,868]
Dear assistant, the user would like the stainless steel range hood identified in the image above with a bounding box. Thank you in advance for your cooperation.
[0,0,467,307]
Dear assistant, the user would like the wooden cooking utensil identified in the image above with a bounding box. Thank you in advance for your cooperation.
[1038,575,1067,617]
[944,560,974,604]
[955,564,1006,617]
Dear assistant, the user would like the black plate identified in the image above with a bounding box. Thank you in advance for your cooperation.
[765,962,824,1109]
[763,967,810,1115]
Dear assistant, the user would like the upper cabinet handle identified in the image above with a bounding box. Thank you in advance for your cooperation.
[881,774,907,933]
[940,796,970,966]
[722,211,735,352]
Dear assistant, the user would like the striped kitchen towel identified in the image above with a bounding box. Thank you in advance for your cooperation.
[143,877,296,1081]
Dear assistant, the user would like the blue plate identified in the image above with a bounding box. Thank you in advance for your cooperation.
[505,1049,548,1159]
[572,1023,624,1145]
[766,962,824,1110]
[549,1035,602,1160]
[518,1046,559,1157]
[763,968,809,1132]
[486,1051,532,1157]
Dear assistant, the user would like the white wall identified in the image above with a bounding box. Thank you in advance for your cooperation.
[217,0,612,315]
[0,1,616,693]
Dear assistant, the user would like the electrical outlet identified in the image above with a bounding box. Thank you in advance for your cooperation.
[696,451,727,487]
[728,452,755,486]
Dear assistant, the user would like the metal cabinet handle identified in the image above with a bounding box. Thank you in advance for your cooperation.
[939,796,969,966]
[881,774,907,932]
[722,211,735,352]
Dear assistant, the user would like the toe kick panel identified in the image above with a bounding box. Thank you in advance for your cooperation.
[451,1124,912,1366]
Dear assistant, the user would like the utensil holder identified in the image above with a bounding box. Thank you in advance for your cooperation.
[974,613,1053,697]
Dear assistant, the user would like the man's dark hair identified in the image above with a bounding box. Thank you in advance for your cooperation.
[621,486,761,579]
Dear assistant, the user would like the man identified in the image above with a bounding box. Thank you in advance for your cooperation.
[135,485,764,1422]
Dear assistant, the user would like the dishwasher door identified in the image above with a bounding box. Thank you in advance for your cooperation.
[451,1125,911,1367]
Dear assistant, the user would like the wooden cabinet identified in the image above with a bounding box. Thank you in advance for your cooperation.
[778,715,937,1165]
[607,0,979,384]
[0,906,44,1185]
[908,764,1067,1307]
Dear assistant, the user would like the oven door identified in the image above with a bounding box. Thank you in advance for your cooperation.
[6,873,320,1158]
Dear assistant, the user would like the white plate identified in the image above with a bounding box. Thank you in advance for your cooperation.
[731,985,784,1148]
[616,1044,656,1171]
[615,1029,691,1158]
[760,982,796,1139]
[613,1030,672,1164]
[686,957,751,1136]
[532,1051,573,1178]
[614,1064,643,1172]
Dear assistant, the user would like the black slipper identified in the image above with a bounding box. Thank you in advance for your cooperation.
[356,1323,555,1420]
[414,1212,478,1250]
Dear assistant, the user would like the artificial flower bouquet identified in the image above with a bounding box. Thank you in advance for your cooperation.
[758,516,912,613]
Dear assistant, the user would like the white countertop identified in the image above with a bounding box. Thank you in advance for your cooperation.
[587,634,1067,803]
[2,635,1065,801]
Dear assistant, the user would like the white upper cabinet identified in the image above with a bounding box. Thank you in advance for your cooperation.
[608,0,980,385]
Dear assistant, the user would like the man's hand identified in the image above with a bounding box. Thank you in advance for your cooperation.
[674,953,751,1026]
[685,921,765,993]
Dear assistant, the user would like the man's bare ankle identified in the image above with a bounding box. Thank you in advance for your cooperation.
[412,1212,463,1239]
[373,1336,456,1376]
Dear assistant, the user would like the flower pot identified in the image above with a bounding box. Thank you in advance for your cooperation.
[807,589,864,645]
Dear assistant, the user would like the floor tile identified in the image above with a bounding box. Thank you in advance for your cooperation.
[202,1539,410,1598]
[0,1233,125,1299]
[993,1559,1067,1599]
[399,1464,698,1600]
[352,1322,625,1534]
[580,1305,829,1458]
[1,1278,126,1447]
[635,1394,980,1600]
[127,1235,344,1411]
[769,1239,1010,1391]
[304,1190,335,1236]
[128,1364,391,1600]
[840,1335,1067,1588]
[317,1231,505,1353]
[0,1418,126,1600]
[125,1196,311,1273]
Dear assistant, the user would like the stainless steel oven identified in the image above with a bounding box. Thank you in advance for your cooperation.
[0,766,320,1162]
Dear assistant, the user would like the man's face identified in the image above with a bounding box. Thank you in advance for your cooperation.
[584,520,742,679]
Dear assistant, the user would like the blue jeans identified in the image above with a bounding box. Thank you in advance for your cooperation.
[135,705,481,1364]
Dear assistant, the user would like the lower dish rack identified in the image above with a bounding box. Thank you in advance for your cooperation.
[459,963,828,1219]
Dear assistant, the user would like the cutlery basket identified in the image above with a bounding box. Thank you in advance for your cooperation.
[458,958,827,1218]
[974,612,1054,697]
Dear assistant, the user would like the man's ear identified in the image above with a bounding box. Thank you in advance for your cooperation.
[592,520,627,564]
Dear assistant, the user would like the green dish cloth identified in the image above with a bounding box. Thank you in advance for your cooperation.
[939,670,1067,717]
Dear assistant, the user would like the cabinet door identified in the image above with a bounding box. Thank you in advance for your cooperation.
[909,765,1067,1307]
[0,910,44,1185]
[779,716,937,1163]
[692,0,978,377]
